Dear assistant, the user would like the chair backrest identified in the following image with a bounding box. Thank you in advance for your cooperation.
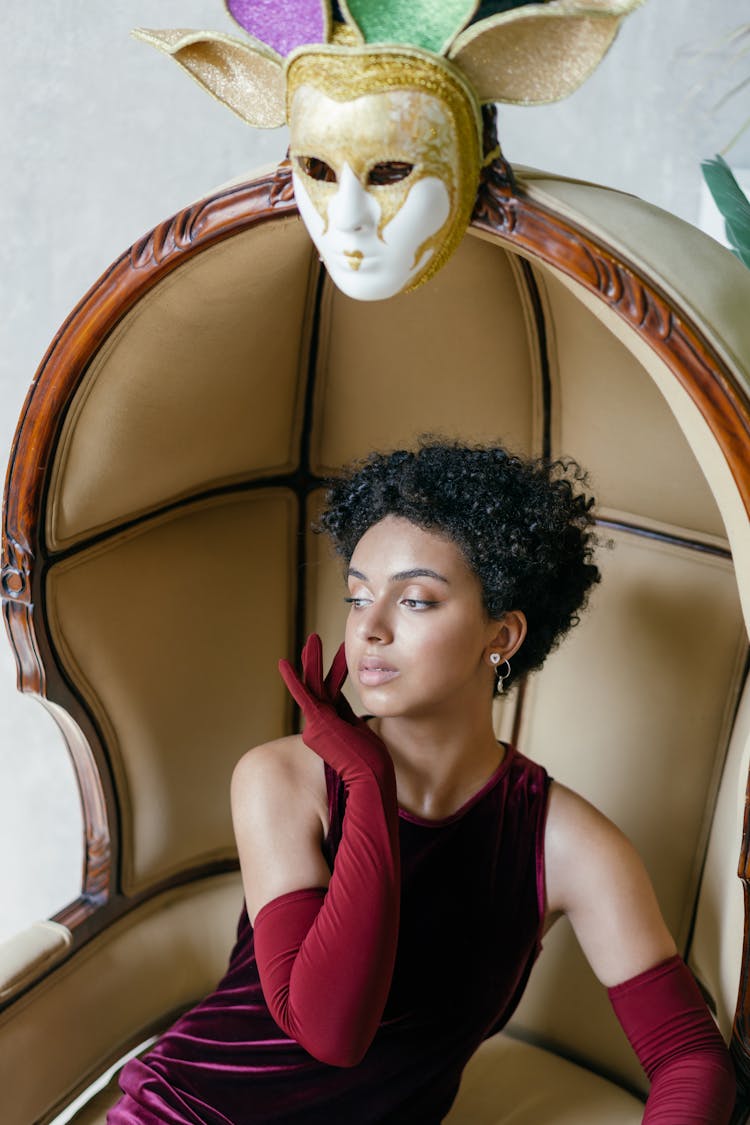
[1,153,749,1122]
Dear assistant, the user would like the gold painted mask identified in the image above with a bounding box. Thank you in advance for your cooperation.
[287,48,481,299]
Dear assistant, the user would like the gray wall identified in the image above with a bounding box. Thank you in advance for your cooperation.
[1,1,748,939]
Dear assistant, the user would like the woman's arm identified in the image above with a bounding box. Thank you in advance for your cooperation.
[545,782,735,1123]
[231,636,400,1068]
[231,737,332,924]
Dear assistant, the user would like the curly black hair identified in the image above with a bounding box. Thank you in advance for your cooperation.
[317,438,600,690]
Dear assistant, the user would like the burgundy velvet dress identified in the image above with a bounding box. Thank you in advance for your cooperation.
[108,745,550,1124]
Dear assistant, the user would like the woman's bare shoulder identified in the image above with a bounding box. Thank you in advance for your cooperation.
[231,736,331,923]
[544,780,676,986]
[545,780,615,844]
[231,735,328,827]
[544,781,644,914]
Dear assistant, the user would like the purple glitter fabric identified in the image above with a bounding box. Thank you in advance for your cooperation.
[226,0,327,57]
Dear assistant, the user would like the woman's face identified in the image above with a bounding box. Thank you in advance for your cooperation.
[290,84,459,301]
[344,515,504,718]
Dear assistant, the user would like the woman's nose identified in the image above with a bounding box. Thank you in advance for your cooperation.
[354,603,393,643]
[330,164,377,233]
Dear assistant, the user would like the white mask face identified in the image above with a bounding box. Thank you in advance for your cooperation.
[290,84,461,301]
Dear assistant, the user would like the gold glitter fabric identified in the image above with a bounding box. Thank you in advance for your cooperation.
[286,45,481,138]
[448,0,645,105]
[133,28,286,127]
[452,14,620,104]
[331,22,362,48]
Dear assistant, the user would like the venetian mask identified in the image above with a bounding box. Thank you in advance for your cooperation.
[287,49,480,299]
[134,0,645,301]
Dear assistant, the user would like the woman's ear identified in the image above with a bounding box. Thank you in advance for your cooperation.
[486,610,527,662]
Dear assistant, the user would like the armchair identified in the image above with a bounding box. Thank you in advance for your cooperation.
[2,138,749,1122]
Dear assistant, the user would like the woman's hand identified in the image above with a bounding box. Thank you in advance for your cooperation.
[278,634,395,792]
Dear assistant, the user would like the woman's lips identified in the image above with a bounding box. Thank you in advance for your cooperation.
[358,658,399,687]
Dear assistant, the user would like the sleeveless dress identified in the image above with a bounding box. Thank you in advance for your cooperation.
[109,744,550,1124]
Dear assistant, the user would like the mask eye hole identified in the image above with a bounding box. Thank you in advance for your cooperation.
[297,156,337,183]
[368,161,414,186]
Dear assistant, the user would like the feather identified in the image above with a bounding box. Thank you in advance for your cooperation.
[702,155,750,269]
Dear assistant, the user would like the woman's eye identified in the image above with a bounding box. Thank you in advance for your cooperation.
[297,156,337,183]
[368,161,414,186]
[344,596,370,609]
[401,598,438,610]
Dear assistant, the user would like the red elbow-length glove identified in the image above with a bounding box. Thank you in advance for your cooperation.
[253,635,401,1068]
[609,955,736,1123]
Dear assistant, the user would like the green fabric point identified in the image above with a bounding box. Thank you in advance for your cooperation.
[342,0,478,54]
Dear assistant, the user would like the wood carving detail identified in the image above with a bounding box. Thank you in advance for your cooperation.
[269,158,295,207]
[473,160,518,235]
[477,169,676,340]
[2,600,46,697]
[1,537,45,695]
[131,163,296,270]
[1,536,33,604]
[131,209,200,269]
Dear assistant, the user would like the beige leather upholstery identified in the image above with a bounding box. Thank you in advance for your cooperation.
[534,265,725,536]
[2,163,748,1123]
[0,874,242,1125]
[46,491,296,894]
[46,218,317,551]
[310,236,540,471]
[0,922,72,1005]
[445,1035,644,1123]
[519,171,750,625]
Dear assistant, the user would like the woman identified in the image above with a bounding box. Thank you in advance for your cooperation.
[110,440,735,1123]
